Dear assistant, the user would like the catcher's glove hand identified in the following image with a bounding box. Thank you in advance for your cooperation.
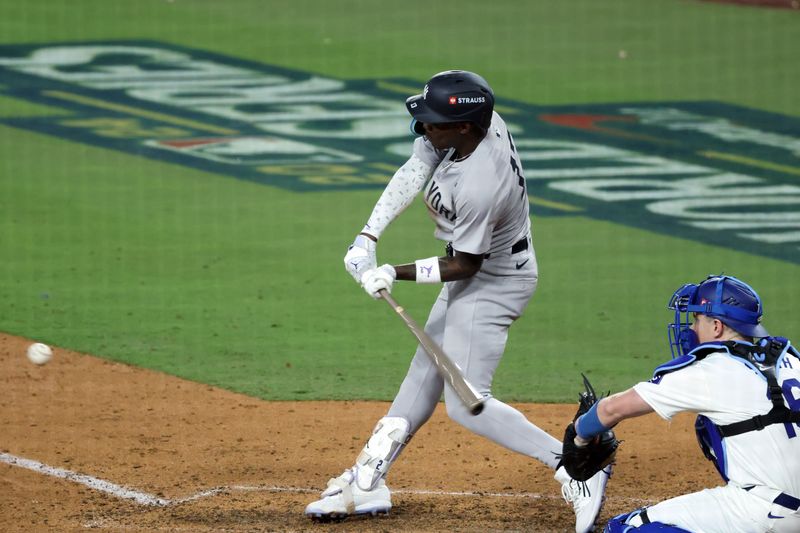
[559,373,619,481]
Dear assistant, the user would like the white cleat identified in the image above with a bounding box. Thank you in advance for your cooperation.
[555,465,612,533]
[305,469,392,522]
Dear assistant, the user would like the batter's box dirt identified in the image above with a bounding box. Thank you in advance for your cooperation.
[0,334,719,532]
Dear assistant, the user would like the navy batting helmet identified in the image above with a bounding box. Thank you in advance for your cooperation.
[405,70,495,135]
[667,275,768,357]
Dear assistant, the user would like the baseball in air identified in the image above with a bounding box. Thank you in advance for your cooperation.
[26,342,53,365]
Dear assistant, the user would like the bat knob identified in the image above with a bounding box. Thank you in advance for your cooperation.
[470,401,485,416]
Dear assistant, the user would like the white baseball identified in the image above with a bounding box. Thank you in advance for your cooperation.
[27,343,53,365]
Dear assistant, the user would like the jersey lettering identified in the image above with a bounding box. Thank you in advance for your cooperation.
[426,181,440,204]
[426,181,444,211]
[507,131,527,199]
[424,179,457,222]
[782,378,800,438]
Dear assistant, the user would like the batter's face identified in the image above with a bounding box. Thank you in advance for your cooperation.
[421,122,468,151]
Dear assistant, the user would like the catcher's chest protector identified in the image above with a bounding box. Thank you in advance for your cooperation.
[655,338,800,481]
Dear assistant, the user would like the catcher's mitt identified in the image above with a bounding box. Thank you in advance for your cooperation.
[559,373,619,481]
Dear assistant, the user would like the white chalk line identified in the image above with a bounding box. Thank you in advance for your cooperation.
[1,451,653,511]
[0,452,169,506]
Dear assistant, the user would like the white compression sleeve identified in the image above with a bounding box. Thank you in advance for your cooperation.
[362,154,433,239]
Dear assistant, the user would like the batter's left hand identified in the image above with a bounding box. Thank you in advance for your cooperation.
[344,234,377,283]
[361,264,396,299]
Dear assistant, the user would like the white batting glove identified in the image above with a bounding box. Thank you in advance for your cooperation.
[344,234,377,283]
[361,264,396,299]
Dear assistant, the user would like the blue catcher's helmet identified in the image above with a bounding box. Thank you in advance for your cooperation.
[667,275,769,357]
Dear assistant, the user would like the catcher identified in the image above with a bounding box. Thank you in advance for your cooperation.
[561,275,800,532]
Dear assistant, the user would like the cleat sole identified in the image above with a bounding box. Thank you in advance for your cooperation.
[307,509,390,522]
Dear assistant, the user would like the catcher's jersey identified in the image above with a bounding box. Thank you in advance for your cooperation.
[412,112,531,257]
[634,348,800,498]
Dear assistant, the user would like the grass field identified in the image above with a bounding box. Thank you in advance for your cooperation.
[1,0,798,401]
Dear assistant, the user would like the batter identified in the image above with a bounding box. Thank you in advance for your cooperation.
[305,70,610,533]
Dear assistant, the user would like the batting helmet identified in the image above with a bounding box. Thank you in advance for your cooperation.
[667,275,769,357]
[405,70,495,135]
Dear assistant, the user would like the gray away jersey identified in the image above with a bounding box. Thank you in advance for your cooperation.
[413,112,531,257]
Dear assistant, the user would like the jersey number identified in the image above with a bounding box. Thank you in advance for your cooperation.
[782,378,800,438]
[507,132,527,199]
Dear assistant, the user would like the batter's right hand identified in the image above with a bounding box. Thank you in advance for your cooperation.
[344,234,377,283]
[361,264,396,299]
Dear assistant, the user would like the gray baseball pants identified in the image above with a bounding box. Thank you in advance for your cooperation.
[386,246,562,469]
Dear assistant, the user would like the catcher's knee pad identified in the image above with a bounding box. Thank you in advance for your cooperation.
[354,417,411,491]
[605,509,694,533]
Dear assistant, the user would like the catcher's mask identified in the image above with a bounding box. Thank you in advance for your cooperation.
[667,275,768,358]
[405,70,495,136]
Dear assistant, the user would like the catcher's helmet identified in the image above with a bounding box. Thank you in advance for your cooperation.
[405,70,495,135]
[667,275,768,357]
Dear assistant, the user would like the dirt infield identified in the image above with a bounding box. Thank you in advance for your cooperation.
[0,334,720,532]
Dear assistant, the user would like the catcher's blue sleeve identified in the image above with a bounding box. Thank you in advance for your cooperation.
[576,402,610,439]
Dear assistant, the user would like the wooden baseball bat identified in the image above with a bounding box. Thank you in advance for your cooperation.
[378,289,486,415]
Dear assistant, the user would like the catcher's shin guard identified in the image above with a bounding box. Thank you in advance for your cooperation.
[604,509,693,532]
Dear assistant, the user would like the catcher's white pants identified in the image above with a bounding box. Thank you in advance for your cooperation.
[641,482,800,533]
[386,249,563,469]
